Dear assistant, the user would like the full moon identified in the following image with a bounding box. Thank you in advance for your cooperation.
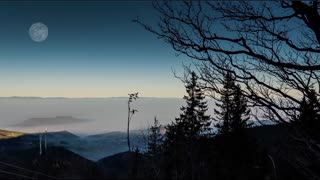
[29,22,48,42]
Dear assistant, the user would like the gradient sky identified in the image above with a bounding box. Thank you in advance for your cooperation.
[0,1,187,98]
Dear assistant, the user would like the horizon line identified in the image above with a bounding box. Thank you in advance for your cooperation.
[0,96,184,99]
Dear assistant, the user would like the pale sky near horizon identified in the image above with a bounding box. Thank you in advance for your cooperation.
[0,1,187,98]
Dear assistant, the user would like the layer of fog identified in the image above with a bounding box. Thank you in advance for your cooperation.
[0,97,216,135]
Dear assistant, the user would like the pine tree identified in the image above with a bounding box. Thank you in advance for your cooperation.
[147,116,163,157]
[214,72,234,135]
[164,71,211,179]
[231,84,251,132]
[165,71,211,146]
[214,72,250,135]
[296,88,320,139]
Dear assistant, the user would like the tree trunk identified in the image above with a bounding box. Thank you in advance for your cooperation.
[127,100,131,152]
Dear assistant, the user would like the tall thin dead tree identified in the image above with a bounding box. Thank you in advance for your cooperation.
[128,92,139,152]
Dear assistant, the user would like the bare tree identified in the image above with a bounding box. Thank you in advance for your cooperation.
[134,1,320,123]
[128,92,139,152]
[134,1,320,179]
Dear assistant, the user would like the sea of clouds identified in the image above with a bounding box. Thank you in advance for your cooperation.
[0,97,216,135]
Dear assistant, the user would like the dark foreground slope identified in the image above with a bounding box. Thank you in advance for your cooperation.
[247,124,320,180]
[97,151,140,179]
[0,124,318,179]
[94,124,318,180]
[0,147,98,179]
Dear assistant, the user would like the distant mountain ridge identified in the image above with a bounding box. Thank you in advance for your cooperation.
[0,129,145,161]
[0,129,25,139]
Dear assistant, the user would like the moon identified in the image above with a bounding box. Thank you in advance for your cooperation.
[29,22,48,42]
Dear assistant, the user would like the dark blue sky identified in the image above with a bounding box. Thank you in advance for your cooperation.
[0,1,185,97]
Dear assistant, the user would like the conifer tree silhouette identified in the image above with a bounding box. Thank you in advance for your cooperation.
[296,88,320,140]
[163,71,211,179]
[214,72,250,135]
[147,116,163,157]
[166,71,211,146]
